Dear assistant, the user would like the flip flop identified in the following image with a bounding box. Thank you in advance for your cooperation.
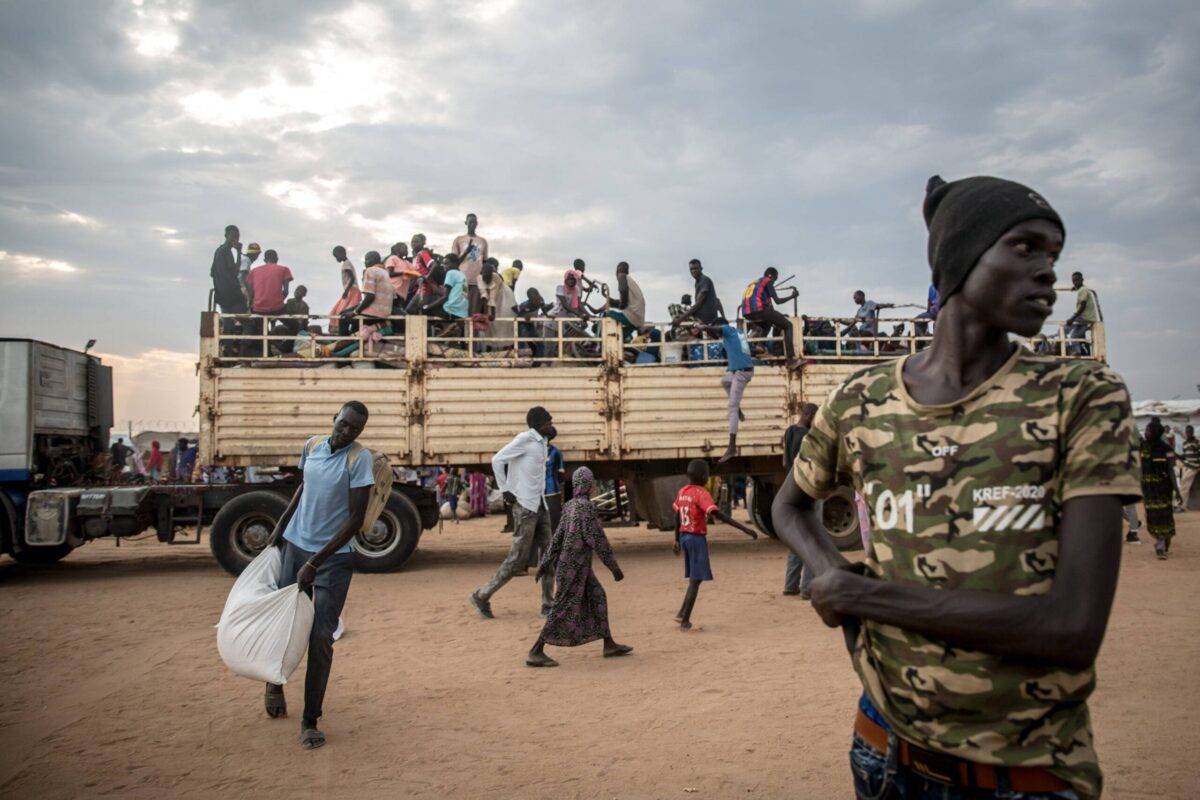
[603,644,633,658]
[300,727,326,749]
[264,686,287,718]
[525,653,559,668]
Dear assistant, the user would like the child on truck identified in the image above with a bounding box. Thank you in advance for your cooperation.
[672,458,758,629]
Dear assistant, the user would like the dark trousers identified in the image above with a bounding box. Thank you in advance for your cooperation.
[274,542,354,724]
[545,492,563,535]
[217,302,247,356]
[746,309,795,360]
[518,321,544,358]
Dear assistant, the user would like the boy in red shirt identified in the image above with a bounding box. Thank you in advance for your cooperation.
[672,459,758,629]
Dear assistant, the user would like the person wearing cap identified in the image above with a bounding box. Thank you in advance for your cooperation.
[238,241,262,308]
[773,174,1140,799]
[470,406,557,619]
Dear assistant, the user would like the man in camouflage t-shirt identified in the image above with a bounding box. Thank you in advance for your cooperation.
[773,175,1140,799]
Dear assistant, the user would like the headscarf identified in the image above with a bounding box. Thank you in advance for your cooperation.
[572,465,594,498]
[561,269,582,310]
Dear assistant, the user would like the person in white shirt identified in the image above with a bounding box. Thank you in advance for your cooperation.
[471,406,556,619]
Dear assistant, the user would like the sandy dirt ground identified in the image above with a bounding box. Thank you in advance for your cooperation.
[0,509,1197,799]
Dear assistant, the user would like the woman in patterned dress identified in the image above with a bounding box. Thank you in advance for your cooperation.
[1140,416,1177,560]
[526,466,633,667]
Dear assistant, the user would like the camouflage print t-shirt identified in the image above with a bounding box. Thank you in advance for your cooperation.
[793,347,1140,799]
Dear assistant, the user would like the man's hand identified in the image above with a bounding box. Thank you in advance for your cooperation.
[809,562,869,628]
[612,567,624,582]
[503,491,516,506]
[297,561,317,594]
[672,541,681,556]
[534,566,546,582]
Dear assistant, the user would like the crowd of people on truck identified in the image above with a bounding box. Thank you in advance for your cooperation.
[211,172,1188,800]
[212,213,1097,366]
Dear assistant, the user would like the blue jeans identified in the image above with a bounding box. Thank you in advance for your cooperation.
[783,550,813,593]
[850,734,1078,800]
[273,542,354,724]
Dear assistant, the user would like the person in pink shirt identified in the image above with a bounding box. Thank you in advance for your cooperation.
[146,440,164,481]
[246,249,293,355]
[384,242,414,310]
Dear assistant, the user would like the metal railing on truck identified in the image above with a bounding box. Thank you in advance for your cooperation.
[199,311,1104,471]
[206,311,1105,366]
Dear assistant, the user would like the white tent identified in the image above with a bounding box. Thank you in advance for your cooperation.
[1131,400,1200,434]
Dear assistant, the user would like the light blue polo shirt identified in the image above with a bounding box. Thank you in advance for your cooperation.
[444,270,469,318]
[721,324,754,372]
[284,437,375,554]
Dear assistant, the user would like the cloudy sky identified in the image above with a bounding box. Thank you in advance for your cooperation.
[1,0,1197,429]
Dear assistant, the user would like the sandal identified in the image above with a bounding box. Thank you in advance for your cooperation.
[525,652,559,668]
[603,644,633,658]
[264,686,287,718]
[300,726,326,749]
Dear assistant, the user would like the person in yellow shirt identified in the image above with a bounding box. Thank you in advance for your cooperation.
[501,259,523,291]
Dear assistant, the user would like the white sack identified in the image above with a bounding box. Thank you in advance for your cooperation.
[216,547,314,685]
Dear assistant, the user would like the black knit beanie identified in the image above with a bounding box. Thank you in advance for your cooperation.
[923,175,1064,301]
[526,406,552,429]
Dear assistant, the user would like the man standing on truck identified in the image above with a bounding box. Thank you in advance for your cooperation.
[264,400,374,750]
[452,213,488,316]
[1064,270,1100,356]
[470,406,556,619]
[773,174,1140,798]
[211,224,245,356]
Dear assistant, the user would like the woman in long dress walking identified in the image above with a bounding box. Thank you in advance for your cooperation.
[1141,416,1177,560]
[526,466,633,667]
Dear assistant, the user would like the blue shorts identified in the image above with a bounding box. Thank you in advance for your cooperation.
[680,533,713,581]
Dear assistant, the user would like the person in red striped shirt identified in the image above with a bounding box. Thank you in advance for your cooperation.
[672,459,758,629]
[741,267,799,366]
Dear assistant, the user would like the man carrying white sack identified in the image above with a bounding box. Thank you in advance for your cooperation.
[264,400,374,749]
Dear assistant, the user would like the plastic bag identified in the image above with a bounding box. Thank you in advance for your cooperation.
[216,547,314,684]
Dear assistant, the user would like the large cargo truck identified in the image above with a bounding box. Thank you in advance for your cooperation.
[0,339,113,563]
[15,310,1104,575]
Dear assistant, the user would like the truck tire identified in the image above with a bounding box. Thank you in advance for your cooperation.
[209,491,289,576]
[821,486,863,551]
[748,478,778,539]
[756,479,863,552]
[3,491,73,564]
[352,490,422,573]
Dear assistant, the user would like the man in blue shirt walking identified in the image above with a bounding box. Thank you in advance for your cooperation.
[265,401,375,750]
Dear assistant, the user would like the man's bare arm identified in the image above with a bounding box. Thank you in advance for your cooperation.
[812,494,1123,670]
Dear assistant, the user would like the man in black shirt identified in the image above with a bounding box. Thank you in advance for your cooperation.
[514,288,549,360]
[671,259,722,328]
[211,225,248,355]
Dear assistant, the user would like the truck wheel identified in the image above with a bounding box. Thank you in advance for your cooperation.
[210,491,288,576]
[748,478,778,538]
[4,493,73,564]
[822,487,863,551]
[352,490,422,573]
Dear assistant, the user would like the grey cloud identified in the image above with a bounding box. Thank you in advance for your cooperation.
[0,0,1197,399]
